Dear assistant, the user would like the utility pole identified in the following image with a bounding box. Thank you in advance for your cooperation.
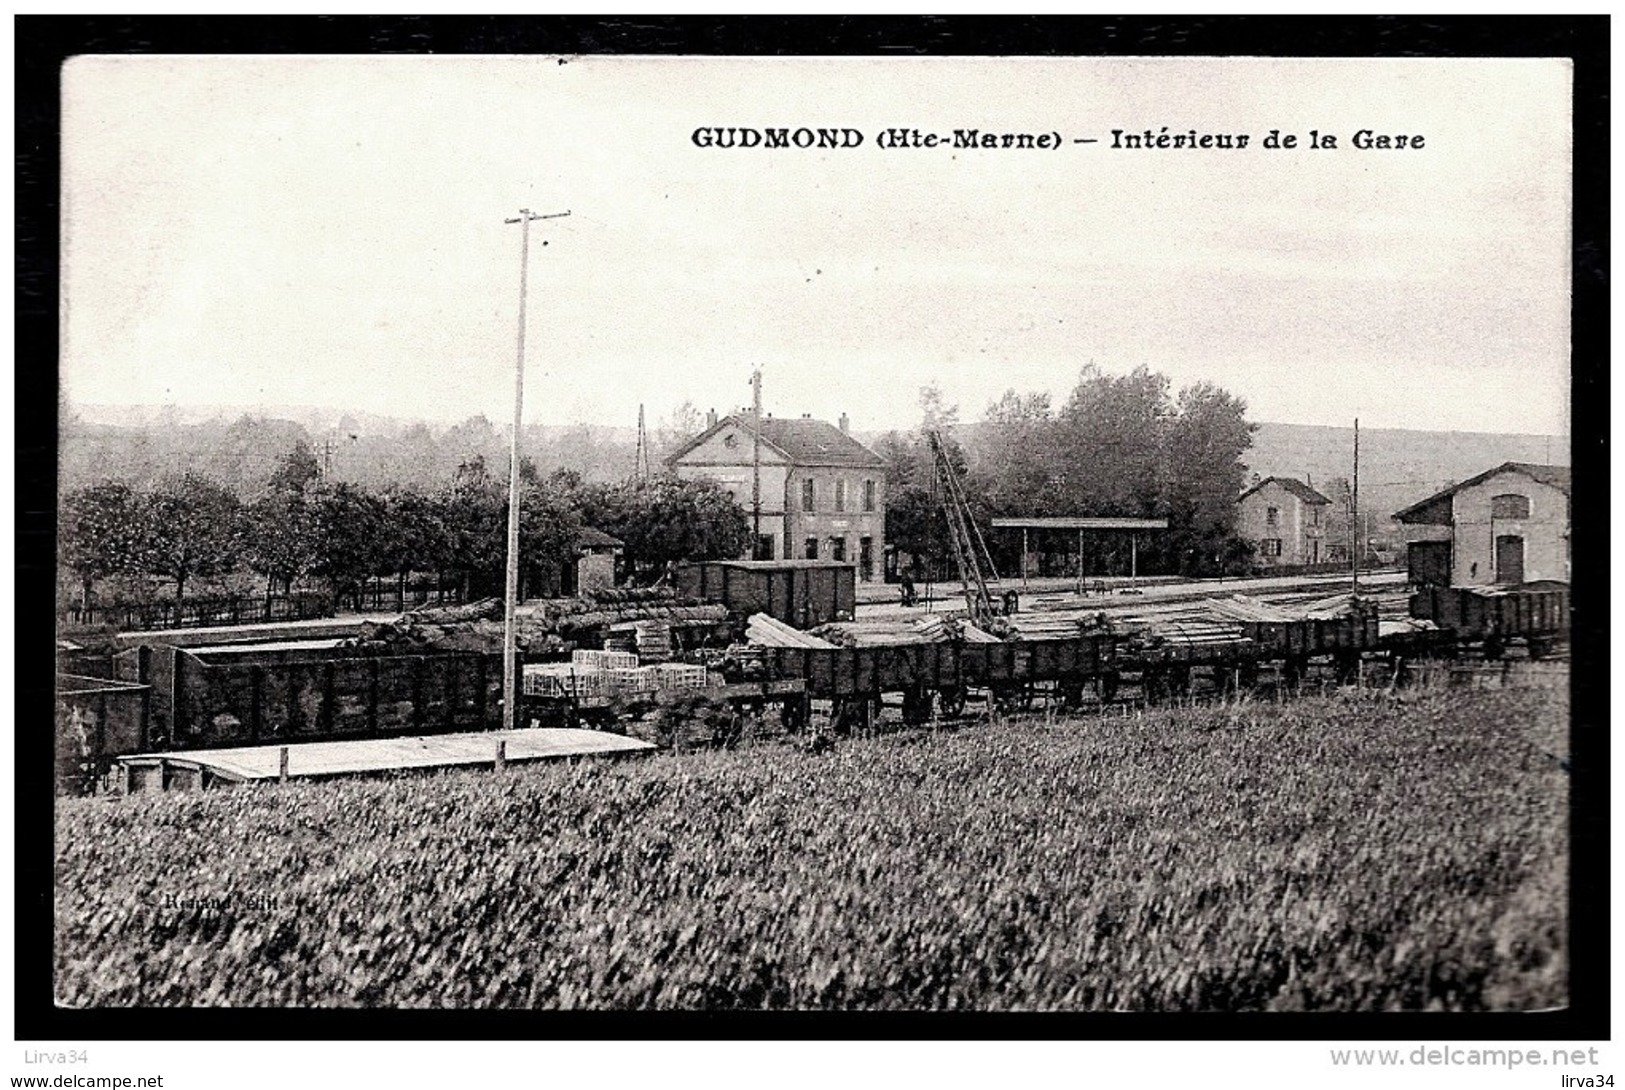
[635,403,650,482]
[1350,417,1360,597]
[750,368,762,559]
[501,207,570,735]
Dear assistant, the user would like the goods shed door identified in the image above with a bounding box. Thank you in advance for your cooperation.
[1495,536,1525,585]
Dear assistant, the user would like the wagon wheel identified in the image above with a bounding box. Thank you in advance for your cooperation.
[1333,653,1361,686]
[1096,671,1121,703]
[901,685,935,726]
[1057,680,1087,710]
[993,683,1033,713]
[938,685,968,718]
[1280,656,1308,689]
[1142,668,1168,703]
[1220,662,1258,695]
[1481,635,1506,661]
[780,694,810,733]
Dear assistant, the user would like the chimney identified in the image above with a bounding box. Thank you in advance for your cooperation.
[839,412,849,434]
[706,408,717,428]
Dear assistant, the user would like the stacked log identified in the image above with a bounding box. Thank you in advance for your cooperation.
[811,615,965,647]
[1203,595,1297,623]
[746,613,837,649]
[402,597,503,625]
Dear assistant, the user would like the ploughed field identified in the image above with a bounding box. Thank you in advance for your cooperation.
[55,679,1567,1010]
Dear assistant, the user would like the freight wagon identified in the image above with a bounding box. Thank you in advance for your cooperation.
[1409,582,1569,659]
[71,583,1566,788]
[676,560,856,629]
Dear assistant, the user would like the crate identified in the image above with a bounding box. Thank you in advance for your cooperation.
[650,663,710,691]
[571,649,639,670]
[604,666,658,693]
[524,664,605,698]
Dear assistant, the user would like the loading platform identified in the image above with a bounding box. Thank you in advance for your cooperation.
[116,727,656,792]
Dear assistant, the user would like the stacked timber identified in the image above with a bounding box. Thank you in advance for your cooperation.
[998,611,1113,641]
[402,597,503,624]
[1129,619,1252,661]
[746,613,837,649]
[810,618,946,647]
[1203,595,1298,623]
[960,623,1004,644]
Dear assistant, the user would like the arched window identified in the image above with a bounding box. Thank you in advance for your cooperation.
[1491,494,1530,519]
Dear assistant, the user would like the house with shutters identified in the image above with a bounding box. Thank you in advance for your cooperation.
[1236,477,1332,567]
[1393,462,1570,587]
[666,411,888,581]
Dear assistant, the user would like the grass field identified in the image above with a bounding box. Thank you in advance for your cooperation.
[55,677,1568,1010]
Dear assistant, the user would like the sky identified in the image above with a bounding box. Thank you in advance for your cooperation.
[62,55,1572,436]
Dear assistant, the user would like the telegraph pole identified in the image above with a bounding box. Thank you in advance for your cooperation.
[635,403,651,482]
[501,207,570,735]
[1350,417,1360,597]
[750,368,763,559]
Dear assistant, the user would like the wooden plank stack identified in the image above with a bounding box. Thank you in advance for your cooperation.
[745,613,838,649]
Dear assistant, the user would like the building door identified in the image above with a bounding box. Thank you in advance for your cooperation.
[1495,535,1524,585]
[859,536,873,582]
[829,537,846,562]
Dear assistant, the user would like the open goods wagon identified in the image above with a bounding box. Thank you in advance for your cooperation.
[743,607,1388,724]
[1409,582,1569,658]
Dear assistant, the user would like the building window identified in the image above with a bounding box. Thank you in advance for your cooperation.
[1265,506,1280,528]
[1261,538,1283,557]
[801,479,815,512]
[863,479,876,512]
[835,480,847,512]
[830,537,846,562]
[1309,505,1320,527]
[1491,494,1530,519]
[804,537,819,560]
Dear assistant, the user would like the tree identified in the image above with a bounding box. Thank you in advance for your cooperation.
[517,478,584,598]
[267,438,322,494]
[655,400,709,463]
[311,482,388,610]
[1054,364,1170,517]
[376,486,451,608]
[139,473,244,607]
[243,442,326,603]
[60,481,146,611]
[972,389,1058,517]
[588,478,749,579]
[441,455,507,599]
[242,490,321,603]
[1159,383,1257,575]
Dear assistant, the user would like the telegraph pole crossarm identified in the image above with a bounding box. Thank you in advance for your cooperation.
[501,207,570,736]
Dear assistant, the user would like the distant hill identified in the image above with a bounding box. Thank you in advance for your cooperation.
[60,403,1567,527]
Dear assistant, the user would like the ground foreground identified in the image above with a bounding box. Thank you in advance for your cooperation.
[55,679,1567,1009]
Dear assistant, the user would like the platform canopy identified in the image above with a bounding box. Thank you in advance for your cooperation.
[990,517,1168,531]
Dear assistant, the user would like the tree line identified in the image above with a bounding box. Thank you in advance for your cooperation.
[877,365,1257,579]
[60,441,751,615]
